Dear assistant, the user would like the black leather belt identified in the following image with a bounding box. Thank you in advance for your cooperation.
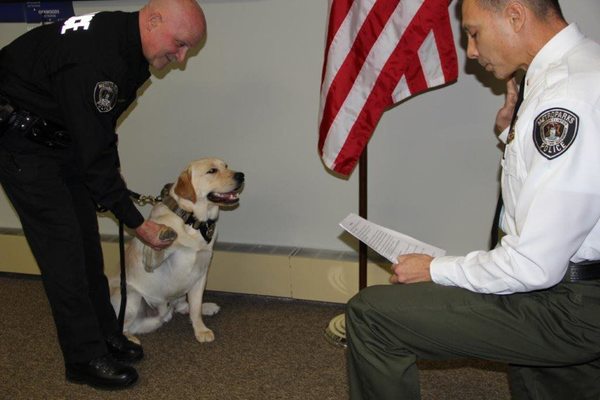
[0,94,70,149]
[563,261,600,282]
[11,110,70,148]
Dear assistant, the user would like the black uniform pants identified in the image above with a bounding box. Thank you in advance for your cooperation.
[346,281,600,400]
[0,127,119,365]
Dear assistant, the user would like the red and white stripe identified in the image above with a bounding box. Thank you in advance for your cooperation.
[318,0,458,176]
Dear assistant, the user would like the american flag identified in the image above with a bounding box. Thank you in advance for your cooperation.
[318,0,458,176]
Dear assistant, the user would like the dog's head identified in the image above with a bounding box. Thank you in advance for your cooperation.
[172,158,244,208]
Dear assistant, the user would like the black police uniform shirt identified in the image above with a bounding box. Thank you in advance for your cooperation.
[0,11,150,228]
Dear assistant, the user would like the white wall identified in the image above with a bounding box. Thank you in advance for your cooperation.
[0,0,598,255]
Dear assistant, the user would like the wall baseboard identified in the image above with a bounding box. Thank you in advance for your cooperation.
[0,231,392,304]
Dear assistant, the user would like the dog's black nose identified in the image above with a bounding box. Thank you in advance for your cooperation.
[234,172,245,184]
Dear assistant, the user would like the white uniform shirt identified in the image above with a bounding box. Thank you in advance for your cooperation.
[431,24,600,294]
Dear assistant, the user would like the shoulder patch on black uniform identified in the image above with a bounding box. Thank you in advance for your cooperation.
[94,81,118,113]
[533,108,579,160]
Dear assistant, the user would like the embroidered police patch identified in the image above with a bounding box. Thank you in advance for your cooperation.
[533,108,578,160]
[94,81,118,113]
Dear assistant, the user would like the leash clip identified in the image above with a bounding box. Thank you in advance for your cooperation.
[133,194,158,206]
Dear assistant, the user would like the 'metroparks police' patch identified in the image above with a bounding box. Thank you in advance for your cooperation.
[533,108,579,160]
[94,81,118,113]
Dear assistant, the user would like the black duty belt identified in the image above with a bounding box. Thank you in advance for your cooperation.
[563,261,600,283]
[0,94,70,149]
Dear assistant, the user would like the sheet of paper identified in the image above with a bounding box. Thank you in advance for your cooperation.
[339,213,446,263]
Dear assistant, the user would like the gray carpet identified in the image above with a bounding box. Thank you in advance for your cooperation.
[0,276,511,399]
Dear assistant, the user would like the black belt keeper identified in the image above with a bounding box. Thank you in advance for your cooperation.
[563,261,600,282]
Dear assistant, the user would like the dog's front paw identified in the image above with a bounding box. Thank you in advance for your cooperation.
[201,302,220,316]
[195,329,215,343]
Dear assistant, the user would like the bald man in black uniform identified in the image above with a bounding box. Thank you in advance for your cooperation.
[0,0,206,390]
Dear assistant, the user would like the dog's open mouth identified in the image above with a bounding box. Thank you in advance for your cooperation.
[207,190,240,205]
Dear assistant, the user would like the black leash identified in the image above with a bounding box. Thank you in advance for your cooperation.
[117,220,126,330]
[96,189,163,332]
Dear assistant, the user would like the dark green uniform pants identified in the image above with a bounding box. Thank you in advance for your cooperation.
[346,281,600,400]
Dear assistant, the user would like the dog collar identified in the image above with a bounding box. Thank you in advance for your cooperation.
[161,193,216,243]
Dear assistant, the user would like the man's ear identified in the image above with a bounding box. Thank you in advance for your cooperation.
[146,12,162,31]
[505,1,526,33]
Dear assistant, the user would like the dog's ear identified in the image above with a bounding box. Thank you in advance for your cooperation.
[174,169,197,203]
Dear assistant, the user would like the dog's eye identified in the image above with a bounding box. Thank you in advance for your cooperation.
[207,168,218,174]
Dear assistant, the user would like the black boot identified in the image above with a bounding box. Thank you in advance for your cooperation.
[106,333,144,363]
[65,354,138,390]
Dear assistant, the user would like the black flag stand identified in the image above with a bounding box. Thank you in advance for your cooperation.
[358,148,368,289]
[324,149,368,347]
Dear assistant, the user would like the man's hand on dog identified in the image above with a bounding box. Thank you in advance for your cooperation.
[135,220,178,250]
[389,254,433,284]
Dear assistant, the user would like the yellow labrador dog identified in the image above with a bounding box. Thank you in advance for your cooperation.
[110,158,244,343]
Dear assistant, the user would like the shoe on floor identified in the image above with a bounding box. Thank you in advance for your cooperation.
[106,333,144,363]
[65,354,138,390]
